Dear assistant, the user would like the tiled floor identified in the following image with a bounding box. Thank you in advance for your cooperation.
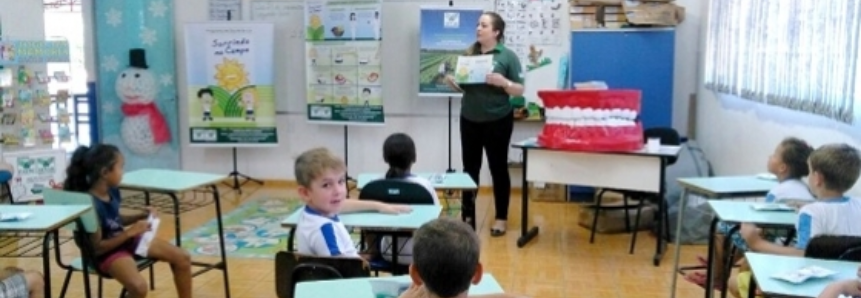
[1,185,711,298]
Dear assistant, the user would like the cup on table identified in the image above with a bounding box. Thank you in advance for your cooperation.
[646,137,661,152]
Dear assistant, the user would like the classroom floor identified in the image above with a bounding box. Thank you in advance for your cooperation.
[1,185,712,298]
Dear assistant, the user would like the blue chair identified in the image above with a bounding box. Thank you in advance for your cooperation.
[274,251,370,298]
[358,179,436,275]
[0,170,13,203]
[42,189,156,298]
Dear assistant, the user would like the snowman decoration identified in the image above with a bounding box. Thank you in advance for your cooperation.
[117,49,171,155]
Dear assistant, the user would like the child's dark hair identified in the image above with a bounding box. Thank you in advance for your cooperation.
[64,144,121,192]
[383,133,416,179]
[779,137,814,179]
[467,12,506,55]
[809,143,861,193]
[412,218,480,297]
[197,88,213,98]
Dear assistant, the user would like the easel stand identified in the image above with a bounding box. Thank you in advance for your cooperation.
[344,125,355,198]
[446,96,455,173]
[226,147,263,194]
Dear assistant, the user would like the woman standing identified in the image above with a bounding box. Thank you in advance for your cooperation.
[445,12,524,236]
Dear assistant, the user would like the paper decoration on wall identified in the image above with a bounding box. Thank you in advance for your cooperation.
[34,71,49,84]
[0,69,12,87]
[53,71,68,83]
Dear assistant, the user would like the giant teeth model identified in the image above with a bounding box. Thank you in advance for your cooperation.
[536,90,644,152]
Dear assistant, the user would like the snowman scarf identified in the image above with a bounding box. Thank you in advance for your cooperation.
[121,102,171,144]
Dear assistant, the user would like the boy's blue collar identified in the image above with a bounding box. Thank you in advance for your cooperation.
[304,205,340,221]
[818,196,850,203]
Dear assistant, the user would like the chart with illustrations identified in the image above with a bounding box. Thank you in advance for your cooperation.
[495,0,570,107]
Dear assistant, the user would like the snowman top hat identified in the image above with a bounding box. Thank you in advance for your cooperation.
[128,48,148,69]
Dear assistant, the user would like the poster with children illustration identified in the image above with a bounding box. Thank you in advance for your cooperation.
[184,22,278,146]
[305,0,384,124]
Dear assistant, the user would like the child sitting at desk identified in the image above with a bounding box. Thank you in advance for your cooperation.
[818,265,861,298]
[734,143,861,298]
[64,144,193,298]
[0,267,43,298]
[294,147,412,258]
[377,133,441,265]
[397,218,525,298]
[685,137,815,290]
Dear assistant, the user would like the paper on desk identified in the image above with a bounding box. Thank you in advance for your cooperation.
[756,173,778,181]
[750,203,795,212]
[135,215,160,257]
[771,265,836,284]
[0,212,32,222]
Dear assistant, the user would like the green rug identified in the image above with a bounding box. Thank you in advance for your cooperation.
[180,195,461,259]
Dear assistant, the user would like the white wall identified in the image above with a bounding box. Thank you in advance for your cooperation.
[0,0,45,40]
[694,0,861,196]
[75,0,703,186]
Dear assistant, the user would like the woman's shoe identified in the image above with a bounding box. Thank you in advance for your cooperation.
[490,220,507,237]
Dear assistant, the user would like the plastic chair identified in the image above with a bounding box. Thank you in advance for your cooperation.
[274,251,370,298]
[42,189,156,298]
[358,179,436,275]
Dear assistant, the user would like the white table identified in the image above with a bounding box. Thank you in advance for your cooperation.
[746,253,860,298]
[294,273,504,298]
[511,137,681,266]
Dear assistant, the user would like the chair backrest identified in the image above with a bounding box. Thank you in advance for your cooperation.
[41,189,99,233]
[804,235,861,261]
[358,179,435,205]
[275,251,370,298]
[644,127,682,166]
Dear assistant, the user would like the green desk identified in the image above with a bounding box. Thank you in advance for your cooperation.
[746,253,859,298]
[282,205,443,274]
[0,204,92,298]
[704,201,798,298]
[119,169,231,297]
[670,176,778,298]
[356,173,478,190]
[294,273,505,298]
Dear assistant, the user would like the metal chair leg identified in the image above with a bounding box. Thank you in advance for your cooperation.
[149,266,155,290]
[59,269,73,298]
[623,195,631,232]
[590,191,605,243]
[98,276,103,298]
[629,198,646,254]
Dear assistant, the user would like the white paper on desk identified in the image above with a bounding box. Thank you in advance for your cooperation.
[750,203,794,212]
[135,215,160,257]
[0,212,32,222]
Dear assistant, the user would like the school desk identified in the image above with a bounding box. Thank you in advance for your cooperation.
[281,205,443,274]
[746,253,859,298]
[511,137,681,266]
[294,273,505,298]
[669,176,778,298]
[119,169,231,297]
[0,204,91,298]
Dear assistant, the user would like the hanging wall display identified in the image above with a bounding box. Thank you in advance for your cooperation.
[495,0,571,119]
[304,0,384,125]
[184,22,278,146]
[418,7,483,97]
[94,0,181,171]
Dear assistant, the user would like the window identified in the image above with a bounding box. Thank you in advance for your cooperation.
[703,0,861,124]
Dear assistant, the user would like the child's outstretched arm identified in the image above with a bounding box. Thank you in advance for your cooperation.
[341,199,412,214]
[740,223,805,256]
[818,279,861,298]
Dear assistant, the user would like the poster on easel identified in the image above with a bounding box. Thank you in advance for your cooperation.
[418,7,483,97]
[4,149,67,203]
[304,0,385,125]
[495,0,570,120]
[184,22,278,146]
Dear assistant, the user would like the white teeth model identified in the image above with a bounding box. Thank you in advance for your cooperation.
[545,107,637,126]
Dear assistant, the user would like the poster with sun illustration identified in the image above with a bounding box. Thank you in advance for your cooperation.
[183,22,278,146]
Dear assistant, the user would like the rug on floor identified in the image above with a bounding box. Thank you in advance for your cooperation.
[180,195,461,259]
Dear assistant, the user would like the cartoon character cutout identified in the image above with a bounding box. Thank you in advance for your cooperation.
[0,44,15,62]
[349,12,357,40]
[242,89,256,121]
[117,48,171,155]
[197,88,214,121]
[361,88,371,106]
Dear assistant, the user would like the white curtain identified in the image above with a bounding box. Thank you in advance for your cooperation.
[703,0,861,124]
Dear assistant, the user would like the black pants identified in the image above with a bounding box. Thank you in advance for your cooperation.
[460,112,514,225]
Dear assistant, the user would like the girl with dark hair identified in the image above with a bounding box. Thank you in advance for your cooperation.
[379,133,439,265]
[64,144,193,298]
[444,11,524,236]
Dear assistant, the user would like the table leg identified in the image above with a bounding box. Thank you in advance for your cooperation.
[167,191,182,248]
[210,184,231,298]
[653,158,668,266]
[705,217,719,298]
[41,231,52,298]
[517,148,539,248]
[668,188,688,298]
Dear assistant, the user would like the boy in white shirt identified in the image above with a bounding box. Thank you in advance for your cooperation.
[735,143,861,298]
[294,147,411,257]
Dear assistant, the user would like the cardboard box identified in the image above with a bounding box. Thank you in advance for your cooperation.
[623,1,685,26]
[529,182,568,202]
